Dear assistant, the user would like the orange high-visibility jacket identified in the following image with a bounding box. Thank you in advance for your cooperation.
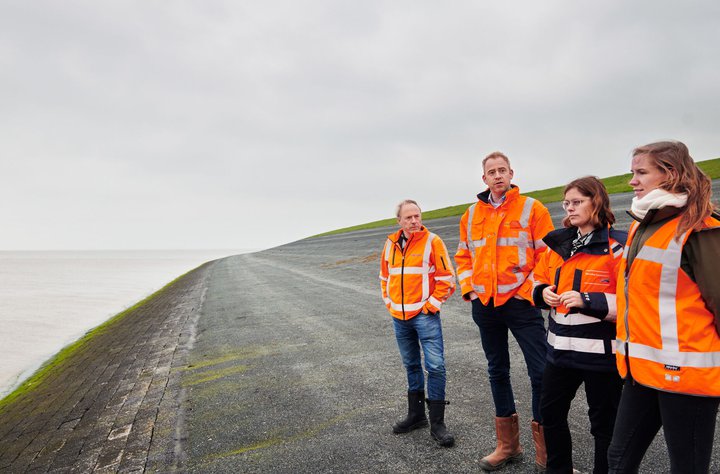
[616,215,720,396]
[455,186,554,306]
[533,225,626,372]
[380,226,456,320]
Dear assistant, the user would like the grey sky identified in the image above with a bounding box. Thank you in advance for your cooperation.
[2,1,719,250]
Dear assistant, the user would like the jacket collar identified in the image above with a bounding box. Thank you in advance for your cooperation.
[542,225,613,260]
[627,206,681,226]
[388,226,428,245]
[477,185,519,205]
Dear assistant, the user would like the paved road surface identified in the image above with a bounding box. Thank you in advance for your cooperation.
[1,188,719,473]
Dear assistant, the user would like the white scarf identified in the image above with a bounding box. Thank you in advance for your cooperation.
[631,188,688,220]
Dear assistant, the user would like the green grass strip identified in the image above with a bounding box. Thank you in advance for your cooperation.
[313,157,720,237]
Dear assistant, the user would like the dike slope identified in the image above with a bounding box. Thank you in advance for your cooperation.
[0,262,214,472]
[1,187,719,473]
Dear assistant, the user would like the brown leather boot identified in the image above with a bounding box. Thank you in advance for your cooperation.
[478,413,523,471]
[531,420,547,473]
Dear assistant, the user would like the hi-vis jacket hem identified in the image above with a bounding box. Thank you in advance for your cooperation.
[616,214,720,396]
[454,186,554,307]
[380,226,456,320]
[533,225,627,372]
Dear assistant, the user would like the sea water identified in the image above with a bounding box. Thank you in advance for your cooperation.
[0,249,254,398]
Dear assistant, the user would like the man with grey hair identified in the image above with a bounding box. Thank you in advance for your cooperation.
[379,199,456,447]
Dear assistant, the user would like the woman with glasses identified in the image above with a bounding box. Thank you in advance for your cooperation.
[532,176,627,473]
[607,141,720,473]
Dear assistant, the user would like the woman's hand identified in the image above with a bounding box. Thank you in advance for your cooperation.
[559,290,585,309]
[542,285,561,307]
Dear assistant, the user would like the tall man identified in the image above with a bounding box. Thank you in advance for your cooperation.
[380,199,456,447]
[454,152,554,471]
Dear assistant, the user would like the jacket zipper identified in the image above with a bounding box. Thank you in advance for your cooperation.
[623,269,632,382]
[400,238,408,319]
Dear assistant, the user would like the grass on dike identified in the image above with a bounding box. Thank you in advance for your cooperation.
[314,157,720,237]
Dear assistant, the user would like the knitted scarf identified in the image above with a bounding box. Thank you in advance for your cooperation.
[631,188,688,220]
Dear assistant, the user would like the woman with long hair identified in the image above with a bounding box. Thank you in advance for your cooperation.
[533,176,626,473]
[607,141,720,473]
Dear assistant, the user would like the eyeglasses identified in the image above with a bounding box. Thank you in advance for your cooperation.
[561,199,588,210]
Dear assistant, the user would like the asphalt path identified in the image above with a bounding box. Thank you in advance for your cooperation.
[180,188,720,473]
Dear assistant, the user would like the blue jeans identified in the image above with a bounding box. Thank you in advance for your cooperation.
[392,312,447,401]
[472,297,546,421]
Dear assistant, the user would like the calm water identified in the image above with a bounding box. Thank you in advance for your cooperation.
[0,249,254,398]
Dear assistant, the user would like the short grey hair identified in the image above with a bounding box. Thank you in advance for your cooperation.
[395,199,421,218]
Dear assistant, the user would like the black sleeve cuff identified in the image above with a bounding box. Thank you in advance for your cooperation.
[533,284,551,309]
[579,292,609,319]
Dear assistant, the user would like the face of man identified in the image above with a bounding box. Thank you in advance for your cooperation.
[397,203,422,238]
[482,157,514,200]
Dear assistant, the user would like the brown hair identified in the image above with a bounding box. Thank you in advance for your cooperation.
[482,151,511,170]
[633,141,715,237]
[562,176,615,229]
[395,199,421,218]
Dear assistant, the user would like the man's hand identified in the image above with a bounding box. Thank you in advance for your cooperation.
[469,292,478,301]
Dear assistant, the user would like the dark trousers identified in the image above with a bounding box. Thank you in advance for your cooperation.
[472,297,546,421]
[607,380,720,473]
[541,361,622,474]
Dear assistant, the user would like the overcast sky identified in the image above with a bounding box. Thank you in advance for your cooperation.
[1,1,718,251]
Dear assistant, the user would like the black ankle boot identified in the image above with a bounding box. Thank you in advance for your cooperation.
[426,399,454,447]
[393,391,428,433]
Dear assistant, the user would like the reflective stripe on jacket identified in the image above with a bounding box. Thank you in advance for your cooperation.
[380,226,456,320]
[533,226,627,372]
[454,186,554,306]
[616,215,720,396]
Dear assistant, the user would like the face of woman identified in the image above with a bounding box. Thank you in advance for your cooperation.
[563,188,593,233]
[630,153,666,199]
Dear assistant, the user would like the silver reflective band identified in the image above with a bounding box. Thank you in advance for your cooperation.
[458,270,473,281]
[634,233,687,353]
[434,275,455,281]
[618,340,720,368]
[498,272,524,294]
[551,312,602,326]
[547,330,612,354]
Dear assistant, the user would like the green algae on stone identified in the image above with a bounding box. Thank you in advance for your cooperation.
[182,365,249,386]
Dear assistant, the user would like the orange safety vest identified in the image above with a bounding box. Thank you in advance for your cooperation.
[455,186,554,306]
[380,226,456,320]
[616,215,720,396]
